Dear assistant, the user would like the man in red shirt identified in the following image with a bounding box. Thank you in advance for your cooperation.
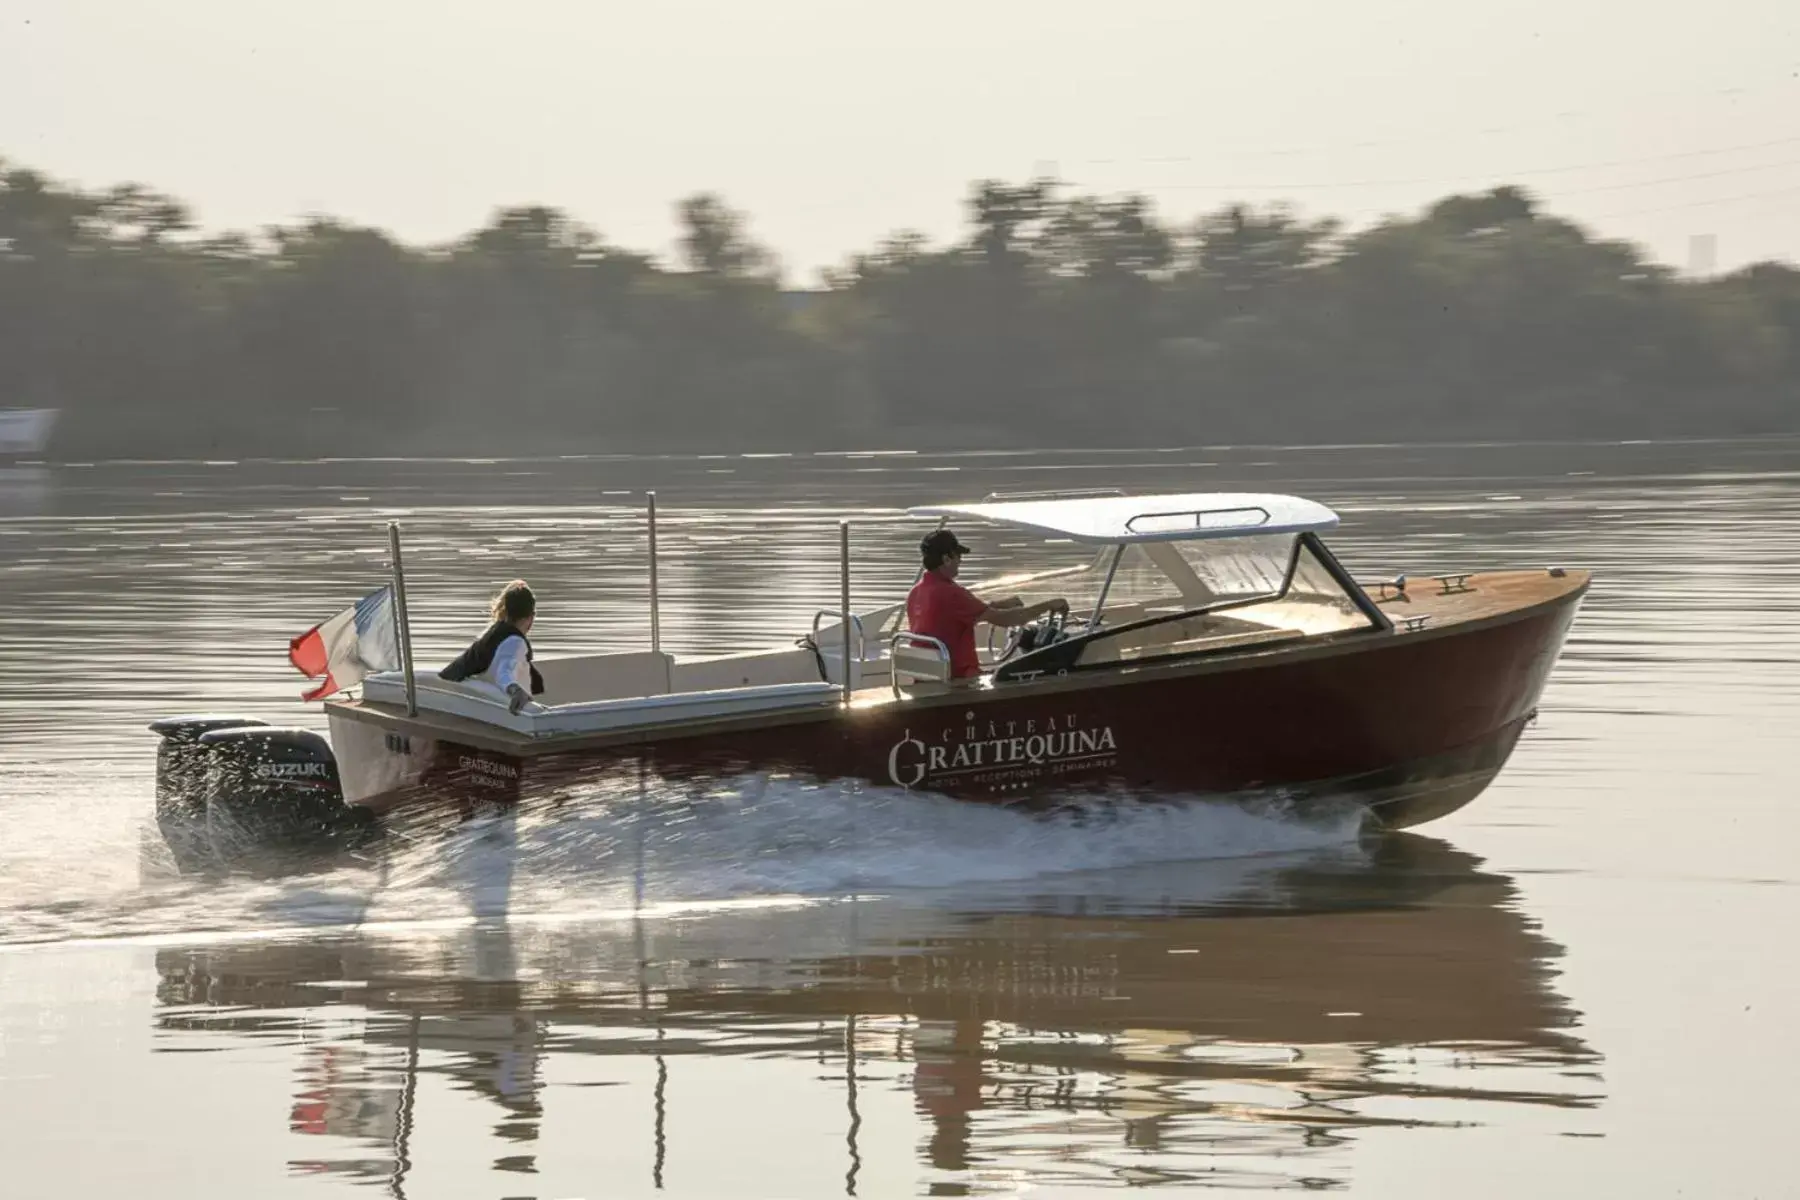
[906,529,1070,681]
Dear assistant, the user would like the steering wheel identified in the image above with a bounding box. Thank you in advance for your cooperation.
[996,607,1079,663]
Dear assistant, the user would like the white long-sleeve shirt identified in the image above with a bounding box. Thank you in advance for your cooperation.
[481,634,532,694]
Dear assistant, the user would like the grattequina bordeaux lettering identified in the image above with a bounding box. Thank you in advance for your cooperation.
[458,754,520,780]
[887,710,1119,791]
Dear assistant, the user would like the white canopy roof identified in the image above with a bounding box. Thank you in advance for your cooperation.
[907,492,1338,544]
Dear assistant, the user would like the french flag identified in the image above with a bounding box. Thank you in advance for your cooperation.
[288,586,401,701]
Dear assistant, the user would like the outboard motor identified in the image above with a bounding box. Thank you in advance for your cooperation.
[147,716,376,874]
[199,726,377,871]
[150,715,269,873]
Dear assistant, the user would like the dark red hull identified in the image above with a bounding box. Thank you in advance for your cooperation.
[358,583,1582,831]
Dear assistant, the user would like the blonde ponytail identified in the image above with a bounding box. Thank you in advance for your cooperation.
[490,579,536,623]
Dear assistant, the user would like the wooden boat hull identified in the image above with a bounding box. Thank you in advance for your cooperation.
[329,572,1585,831]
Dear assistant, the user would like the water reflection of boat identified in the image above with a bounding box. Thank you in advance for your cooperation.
[149,835,1599,1193]
[682,835,1586,1051]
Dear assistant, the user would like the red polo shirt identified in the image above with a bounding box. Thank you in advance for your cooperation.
[906,571,988,678]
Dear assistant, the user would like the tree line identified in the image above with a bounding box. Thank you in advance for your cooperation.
[2,157,1796,459]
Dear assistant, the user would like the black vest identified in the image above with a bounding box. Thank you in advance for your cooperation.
[439,621,544,695]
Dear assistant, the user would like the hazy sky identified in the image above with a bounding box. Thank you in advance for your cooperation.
[5,0,1797,280]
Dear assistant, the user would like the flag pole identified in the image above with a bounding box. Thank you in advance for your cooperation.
[387,521,418,717]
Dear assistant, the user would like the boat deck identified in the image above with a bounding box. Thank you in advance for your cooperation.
[1365,567,1587,631]
[329,567,1589,758]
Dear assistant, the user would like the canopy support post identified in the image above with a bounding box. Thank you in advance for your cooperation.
[1089,544,1125,628]
[840,521,853,705]
[647,492,661,653]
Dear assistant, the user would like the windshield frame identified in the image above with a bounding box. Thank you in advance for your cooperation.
[991,532,1391,683]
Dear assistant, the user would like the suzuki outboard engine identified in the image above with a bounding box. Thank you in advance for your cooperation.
[201,726,378,870]
[150,714,269,873]
[148,717,377,874]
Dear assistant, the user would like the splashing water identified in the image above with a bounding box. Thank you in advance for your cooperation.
[0,771,1362,950]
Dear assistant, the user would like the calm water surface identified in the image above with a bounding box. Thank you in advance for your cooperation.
[2,441,1797,1198]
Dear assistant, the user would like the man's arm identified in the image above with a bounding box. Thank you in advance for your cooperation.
[979,597,1069,628]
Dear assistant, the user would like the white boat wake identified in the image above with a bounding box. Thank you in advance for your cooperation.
[2,774,1363,950]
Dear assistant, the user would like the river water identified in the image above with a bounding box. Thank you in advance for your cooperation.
[2,440,1797,1198]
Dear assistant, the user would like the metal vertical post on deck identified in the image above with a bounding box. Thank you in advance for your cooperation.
[387,521,418,717]
[647,491,662,653]
[840,520,853,705]
[1089,543,1125,628]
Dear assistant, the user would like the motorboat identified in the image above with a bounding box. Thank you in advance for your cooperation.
[0,407,57,463]
[146,490,1588,870]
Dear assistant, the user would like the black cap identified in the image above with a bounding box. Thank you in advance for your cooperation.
[920,529,971,566]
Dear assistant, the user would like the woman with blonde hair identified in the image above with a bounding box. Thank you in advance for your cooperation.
[439,579,545,714]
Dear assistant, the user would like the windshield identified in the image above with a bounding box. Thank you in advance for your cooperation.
[1063,538,1379,670]
[984,535,1383,681]
[970,533,1299,625]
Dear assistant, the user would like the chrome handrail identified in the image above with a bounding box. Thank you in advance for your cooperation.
[1124,505,1271,534]
[810,609,867,671]
[888,632,951,698]
[811,610,867,647]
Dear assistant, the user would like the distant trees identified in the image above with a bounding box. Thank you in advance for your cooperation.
[2,154,1796,459]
